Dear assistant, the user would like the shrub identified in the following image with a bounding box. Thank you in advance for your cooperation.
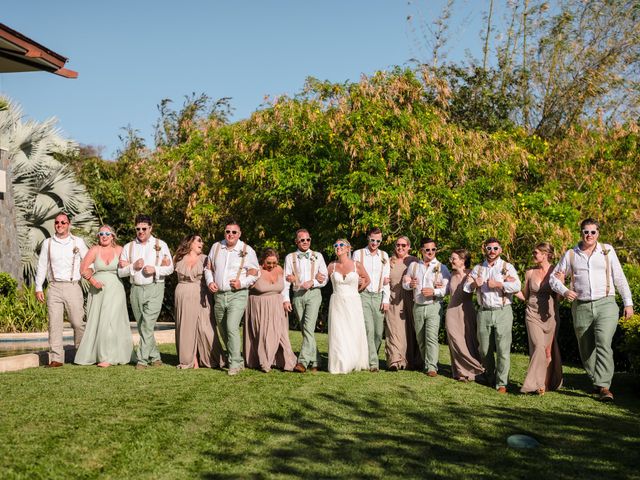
[619,314,640,373]
[0,272,18,297]
[0,285,48,333]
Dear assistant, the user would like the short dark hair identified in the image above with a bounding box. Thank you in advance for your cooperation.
[259,248,279,264]
[55,212,71,223]
[367,227,382,237]
[224,218,241,229]
[420,237,437,248]
[580,218,600,231]
[484,237,501,246]
[135,214,152,226]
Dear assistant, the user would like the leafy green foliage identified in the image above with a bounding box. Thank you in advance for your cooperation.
[0,284,48,333]
[0,272,18,297]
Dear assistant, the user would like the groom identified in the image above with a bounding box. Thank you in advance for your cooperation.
[282,229,328,373]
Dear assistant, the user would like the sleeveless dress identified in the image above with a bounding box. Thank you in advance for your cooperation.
[327,263,369,374]
[521,270,563,392]
[75,255,133,365]
[243,270,297,372]
[385,255,423,370]
[174,254,225,368]
[445,272,484,380]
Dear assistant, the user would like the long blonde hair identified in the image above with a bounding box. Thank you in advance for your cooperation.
[98,225,118,248]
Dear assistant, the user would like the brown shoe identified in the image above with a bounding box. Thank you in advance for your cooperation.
[151,360,163,367]
[309,367,319,373]
[293,363,306,373]
[426,370,438,377]
[135,364,148,371]
[497,386,507,394]
[370,367,379,373]
[388,364,399,372]
[46,361,63,368]
[598,387,614,402]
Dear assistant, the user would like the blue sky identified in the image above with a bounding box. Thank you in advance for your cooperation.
[2,1,498,159]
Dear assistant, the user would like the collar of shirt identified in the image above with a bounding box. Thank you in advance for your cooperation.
[135,235,156,246]
[575,242,604,258]
[52,234,73,245]
[483,257,503,270]
[222,239,243,252]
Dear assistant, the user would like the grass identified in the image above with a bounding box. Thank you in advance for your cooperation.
[1,332,639,479]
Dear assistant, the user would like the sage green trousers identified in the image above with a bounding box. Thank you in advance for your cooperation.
[361,291,385,368]
[131,283,164,366]
[413,302,443,373]
[477,305,513,388]
[292,288,322,368]
[214,289,249,370]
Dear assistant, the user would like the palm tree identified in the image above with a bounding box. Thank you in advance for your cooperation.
[0,97,99,284]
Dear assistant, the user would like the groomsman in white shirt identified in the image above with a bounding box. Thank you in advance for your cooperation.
[204,220,259,375]
[35,213,88,367]
[403,238,450,377]
[282,229,328,373]
[118,214,174,369]
[353,227,391,372]
[550,218,633,402]
[464,237,521,393]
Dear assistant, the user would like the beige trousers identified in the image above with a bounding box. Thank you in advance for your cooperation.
[47,282,85,363]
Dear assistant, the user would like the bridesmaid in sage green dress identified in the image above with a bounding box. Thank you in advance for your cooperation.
[75,225,133,367]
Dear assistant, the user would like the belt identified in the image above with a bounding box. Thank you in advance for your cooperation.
[50,280,79,285]
[479,305,509,311]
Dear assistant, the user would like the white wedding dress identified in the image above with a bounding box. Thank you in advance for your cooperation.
[328,263,369,374]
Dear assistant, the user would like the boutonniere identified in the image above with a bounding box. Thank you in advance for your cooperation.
[432,263,440,274]
[603,248,610,255]
[310,253,318,262]
[238,250,248,258]
[154,244,162,252]
[72,247,79,255]
[381,256,387,265]
[501,264,508,276]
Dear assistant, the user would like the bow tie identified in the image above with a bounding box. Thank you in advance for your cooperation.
[297,252,310,259]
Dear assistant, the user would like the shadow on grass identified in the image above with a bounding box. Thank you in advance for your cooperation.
[200,382,640,480]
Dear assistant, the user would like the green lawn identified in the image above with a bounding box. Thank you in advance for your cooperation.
[1,332,639,479]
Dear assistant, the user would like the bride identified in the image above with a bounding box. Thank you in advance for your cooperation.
[327,239,370,374]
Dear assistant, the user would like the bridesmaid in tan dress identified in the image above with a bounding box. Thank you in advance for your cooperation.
[173,235,225,369]
[244,249,297,372]
[516,242,563,395]
[445,249,484,382]
[385,236,423,371]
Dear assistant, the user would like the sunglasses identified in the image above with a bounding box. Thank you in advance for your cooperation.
[333,243,348,248]
[369,239,382,244]
[582,230,598,236]
[54,221,68,225]
[395,243,408,248]
[298,238,311,243]
[135,227,148,232]
[485,246,500,252]
[98,232,112,237]
[225,229,239,235]
[422,247,437,252]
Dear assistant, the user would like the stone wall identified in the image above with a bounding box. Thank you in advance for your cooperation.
[0,148,21,284]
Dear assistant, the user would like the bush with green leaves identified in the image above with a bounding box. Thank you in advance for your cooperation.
[0,272,18,297]
[0,284,48,333]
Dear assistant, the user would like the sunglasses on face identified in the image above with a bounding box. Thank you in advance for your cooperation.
[395,243,408,248]
[582,230,598,236]
[369,238,382,244]
[54,221,68,225]
[298,238,311,243]
[422,247,437,252]
[265,261,278,267]
[135,227,148,232]
[98,232,112,237]
[334,243,347,248]
[485,246,500,252]
[225,230,239,235]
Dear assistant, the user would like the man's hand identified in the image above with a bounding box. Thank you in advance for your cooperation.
[133,259,144,271]
[283,301,293,313]
[316,272,326,283]
[35,291,45,303]
[564,290,578,301]
[474,275,484,288]
[300,280,314,290]
[381,303,390,313]
[286,274,297,284]
[554,271,566,283]
[142,265,155,276]
[160,256,171,267]
[487,279,503,289]
[410,277,418,288]
[624,306,634,319]
[421,287,434,297]
[118,258,130,268]
[383,276,390,285]
[208,282,219,293]
[229,279,241,290]
[434,281,443,289]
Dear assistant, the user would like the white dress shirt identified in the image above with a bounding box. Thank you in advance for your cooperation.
[35,235,89,292]
[353,248,391,303]
[117,235,174,285]
[550,243,632,307]
[281,249,328,301]
[402,258,451,305]
[463,258,521,308]
[203,240,259,292]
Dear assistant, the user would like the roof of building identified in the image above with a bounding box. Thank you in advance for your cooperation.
[0,22,77,78]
